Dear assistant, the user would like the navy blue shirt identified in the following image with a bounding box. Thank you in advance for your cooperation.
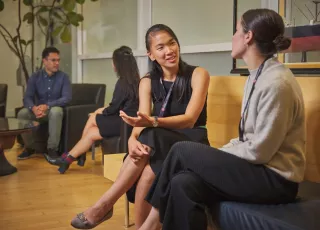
[23,69,72,109]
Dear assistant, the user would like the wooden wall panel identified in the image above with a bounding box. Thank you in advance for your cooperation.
[207,76,320,182]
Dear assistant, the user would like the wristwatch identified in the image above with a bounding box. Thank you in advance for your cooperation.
[152,116,159,127]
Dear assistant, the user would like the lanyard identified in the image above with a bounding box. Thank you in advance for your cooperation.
[158,78,175,117]
[238,57,271,142]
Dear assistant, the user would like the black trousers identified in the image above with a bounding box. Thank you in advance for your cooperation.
[125,127,209,203]
[146,141,298,230]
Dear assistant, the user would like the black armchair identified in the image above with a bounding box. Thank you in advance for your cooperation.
[0,84,8,118]
[60,83,106,152]
[29,83,106,153]
[99,119,133,163]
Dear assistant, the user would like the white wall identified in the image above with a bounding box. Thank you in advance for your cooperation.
[0,1,31,117]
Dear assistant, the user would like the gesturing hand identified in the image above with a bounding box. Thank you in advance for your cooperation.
[120,111,154,127]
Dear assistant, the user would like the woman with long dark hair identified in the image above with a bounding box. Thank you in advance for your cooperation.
[69,24,210,229]
[46,46,140,172]
[137,9,305,230]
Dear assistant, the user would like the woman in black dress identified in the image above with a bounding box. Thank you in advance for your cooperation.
[69,24,210,229]
[50,46,140,173]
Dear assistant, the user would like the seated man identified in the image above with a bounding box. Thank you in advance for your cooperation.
[17,47,71,160]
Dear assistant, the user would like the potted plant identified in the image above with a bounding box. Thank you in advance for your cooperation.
[0,0,98,83]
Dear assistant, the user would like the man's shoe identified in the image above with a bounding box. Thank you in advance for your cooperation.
[44,149,60,165]
[47,149,60,159]
[17,149,35,160]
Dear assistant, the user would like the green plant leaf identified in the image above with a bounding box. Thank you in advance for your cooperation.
[60,26,71,43]
[20,39,27,46]
[52,11,63,20]
[62,0,76,12]
[76,0,85,4]
[23,12,34,24]
[36,6,49,15]
[23,0,33,6]
[90,0,99,1]
[67,12,83,26]
[52,25,64,37]
[38,15,48,27]
[0,1,4,12]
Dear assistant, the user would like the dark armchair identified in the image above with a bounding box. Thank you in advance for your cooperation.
[0,84,8,118]
[60,83,106,152]
[29,83,106,153]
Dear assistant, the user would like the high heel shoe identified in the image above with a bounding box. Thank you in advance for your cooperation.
[77,154,86,167]
[50,157,71,174]
[57,159,70,174]
[71,207,113,229]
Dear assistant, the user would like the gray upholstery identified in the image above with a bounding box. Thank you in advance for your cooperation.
[209,181,320,230]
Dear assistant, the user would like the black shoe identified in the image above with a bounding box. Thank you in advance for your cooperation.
[58,160,70,174]
[17,148,35,160]
[77,154,86,167]
[43,149,60,165]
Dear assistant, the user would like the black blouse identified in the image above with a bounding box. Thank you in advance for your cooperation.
[102,79,139,117]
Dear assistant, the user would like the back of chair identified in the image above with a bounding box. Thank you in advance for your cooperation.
[0,84,8,118]
[70,84,106,107]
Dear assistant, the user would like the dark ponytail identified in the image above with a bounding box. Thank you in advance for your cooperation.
[112,46,140,99]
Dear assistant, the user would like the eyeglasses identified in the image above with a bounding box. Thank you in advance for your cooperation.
[46,58,60,63]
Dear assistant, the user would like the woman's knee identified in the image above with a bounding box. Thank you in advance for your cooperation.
[89,113,97,123]
[168,141,193,160]
[171,172,196,191]
[84,127,102,141]
[170,172,203,198]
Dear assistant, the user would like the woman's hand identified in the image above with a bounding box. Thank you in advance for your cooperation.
[120,111,154,127]
[128,136,150,163]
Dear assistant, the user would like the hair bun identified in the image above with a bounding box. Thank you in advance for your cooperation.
[124,51,133,56]
[273,35,291,51]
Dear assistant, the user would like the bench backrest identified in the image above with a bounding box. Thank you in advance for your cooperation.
[207,76,320,183]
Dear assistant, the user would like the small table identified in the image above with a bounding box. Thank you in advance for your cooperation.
[0,118,39,176]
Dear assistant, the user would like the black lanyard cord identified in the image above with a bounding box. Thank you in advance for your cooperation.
[158,78,175,118]
[238,57,272,142]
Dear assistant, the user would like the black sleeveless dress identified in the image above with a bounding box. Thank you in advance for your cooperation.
[126,64,210,203]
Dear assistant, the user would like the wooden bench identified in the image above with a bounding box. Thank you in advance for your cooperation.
[104,76,320,228]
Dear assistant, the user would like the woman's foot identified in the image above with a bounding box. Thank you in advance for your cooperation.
[71,206,113,229]
[47,153,76,174]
